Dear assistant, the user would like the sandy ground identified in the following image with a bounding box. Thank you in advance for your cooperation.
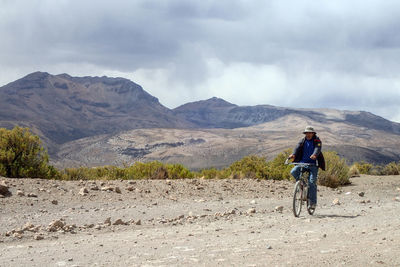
[1,175,400,266]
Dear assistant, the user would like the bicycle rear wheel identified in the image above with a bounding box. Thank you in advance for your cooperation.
[293,181,303,217]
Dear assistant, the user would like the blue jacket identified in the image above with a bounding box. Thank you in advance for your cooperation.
[293,135,326,170]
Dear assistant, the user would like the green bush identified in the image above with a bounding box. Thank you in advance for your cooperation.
[353,161,373,174]
[266,149,293,180]
[318,151,350,188]
[381,162,400,175]
[348,164,360,177]
[227,155,270,179]
[0,127,59,178]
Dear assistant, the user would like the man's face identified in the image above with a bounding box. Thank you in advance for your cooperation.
[305,132,314,140]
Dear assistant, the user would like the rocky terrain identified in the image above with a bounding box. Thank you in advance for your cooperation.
[0,175,400,266]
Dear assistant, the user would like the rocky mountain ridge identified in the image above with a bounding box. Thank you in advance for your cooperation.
[1,71,400,166]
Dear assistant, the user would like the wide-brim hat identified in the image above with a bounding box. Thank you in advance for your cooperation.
[303,126,316,134]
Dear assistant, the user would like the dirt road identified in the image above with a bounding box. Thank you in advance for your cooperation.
[1,175,400,266]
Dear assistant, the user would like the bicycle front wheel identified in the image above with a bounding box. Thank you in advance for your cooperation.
[293,180,303,217]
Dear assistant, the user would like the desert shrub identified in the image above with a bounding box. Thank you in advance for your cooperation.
[0,127,59,178]
[348,164,360,177]
[166,163,194,179]
[382,162,400,175]
[318,151,350,188]
[353,161,373,174]
[61,166,127,180]
[266,149,293,180]
[227,155,270,179]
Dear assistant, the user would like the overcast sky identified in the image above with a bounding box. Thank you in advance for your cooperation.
[1,0,400,122]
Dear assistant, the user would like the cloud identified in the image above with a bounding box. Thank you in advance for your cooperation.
[0,0,399,122]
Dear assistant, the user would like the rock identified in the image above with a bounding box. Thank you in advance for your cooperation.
[395,197,400,202]
[274,206,284,213]
[0,181,11,196]
[101,186,113,192]
[126,186,134,191]
[48,220,65,232]
[135,220,142,226]
[51,200,58,205]
[247,208,256,214]
[27,193,38,198]
[79,187,89,196]
[104,217,111,226]
[22,222,35,232]
[250,200,257,204]
[34,234,44,240]
[358,192,365,197]
[115,187,121,194]
[332,198,341,205]
[94,225,102,230]
[266,245,272,249]
[17,190,25,196]
[90,185,99,191]
[113,219,126,225]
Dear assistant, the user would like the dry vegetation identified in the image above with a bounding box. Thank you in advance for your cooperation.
[1,127,399,189]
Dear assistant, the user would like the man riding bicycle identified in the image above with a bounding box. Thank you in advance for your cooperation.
[289,126,325,210]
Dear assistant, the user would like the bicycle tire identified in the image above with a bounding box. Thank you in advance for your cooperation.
[293,180,303,217]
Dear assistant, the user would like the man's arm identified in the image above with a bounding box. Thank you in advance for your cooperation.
[311,138,322,159]
[289,138,304,159]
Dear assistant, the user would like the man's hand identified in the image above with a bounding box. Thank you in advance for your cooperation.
[310,154,317,160]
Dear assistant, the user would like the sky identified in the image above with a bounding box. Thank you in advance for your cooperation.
[1,0,400,122]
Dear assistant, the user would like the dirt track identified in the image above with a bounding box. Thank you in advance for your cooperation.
[1,175,400,266]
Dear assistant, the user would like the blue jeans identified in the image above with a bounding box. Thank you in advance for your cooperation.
[290,165,318,205]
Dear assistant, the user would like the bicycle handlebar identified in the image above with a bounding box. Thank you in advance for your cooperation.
[284,157,318,167]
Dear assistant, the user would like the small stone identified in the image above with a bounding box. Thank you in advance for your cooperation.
[90,185,99,191]
[394,197,400,202]
[22,222,35,231]
[27,193,38,198]
[94,225,102,230]
[0,181,11,196]
[126,186,134,191]
[115,187,121,194]
[79,187,89,196]
[104,217,111,226]
[332,198,341,205]
[113,219,126,225]
[322,234,327,238]
[250,200,257,204]
[274,206,284,213]
[266,245,272,249]
[101,186,113,192]
[17,190,25,196]
[135,220,142,225]
[51,200,58,205]
[358,192,365,197]
[247,208,256,214]
[48,220,65,232]
[34,234,44,240]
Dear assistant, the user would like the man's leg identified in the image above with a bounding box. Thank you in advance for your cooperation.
[290,166,301,181]
[308,166,319,205]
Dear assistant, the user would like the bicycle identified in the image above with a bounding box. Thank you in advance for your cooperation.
[285,159,316,217]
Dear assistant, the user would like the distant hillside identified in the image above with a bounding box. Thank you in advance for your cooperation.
[174,98,400,135]
[1,72,400,166]
[0,72,191,151]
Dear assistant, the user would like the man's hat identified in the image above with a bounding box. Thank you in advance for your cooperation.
[303,126,316,134]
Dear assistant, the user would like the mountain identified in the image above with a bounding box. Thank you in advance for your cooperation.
[175,98,400,135]
[1,72,400,167]
[0,72,191,152]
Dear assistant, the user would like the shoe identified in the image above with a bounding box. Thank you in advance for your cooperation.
[308,204,316,209]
